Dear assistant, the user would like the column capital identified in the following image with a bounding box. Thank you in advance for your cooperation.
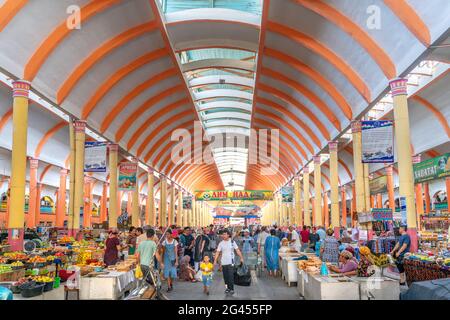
[303,166,309,174]
[73,120,87,133]
[108,143,119,152]
[12,80,31,98]
[60,168,69,175]
[29,158,39,169]
[340,185,346,192]
[328,141,338,152]
[389,78,408,97]
[313,155,321,164]
[350,120,361,133]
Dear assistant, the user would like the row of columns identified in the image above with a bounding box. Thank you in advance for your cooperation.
[264,78,419,250]
[5,80,202,250]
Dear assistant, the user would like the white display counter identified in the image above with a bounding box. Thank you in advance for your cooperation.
[303,273,360,300]
[79,270,136,300]
[281,256,301,286]
[351,277,400,300]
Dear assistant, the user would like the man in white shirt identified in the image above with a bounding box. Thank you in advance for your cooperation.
[289,226,301,252]
[214,229,244,295]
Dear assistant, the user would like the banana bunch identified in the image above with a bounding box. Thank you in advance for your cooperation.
[368,253,389,266]
[76,250,92,265]
[33,276,53,283]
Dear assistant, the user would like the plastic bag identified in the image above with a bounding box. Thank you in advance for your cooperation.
[236,263,248,276]
[234,265,251,286]
[195,270,203,282]
[135,264,143,280]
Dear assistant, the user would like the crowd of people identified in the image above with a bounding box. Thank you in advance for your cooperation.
[101,222,412,296]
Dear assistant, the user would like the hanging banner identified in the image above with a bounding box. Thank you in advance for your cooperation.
[118,162,138,191]
[370,208,393,221]
[84,141,107,172]
[281,186,293,203]
[182,196,192,210]
[361,120,394,163]
[413,153,450,183]
[195,190,273,201]
[369,175,388,195]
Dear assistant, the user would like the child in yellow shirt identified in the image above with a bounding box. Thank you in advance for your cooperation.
[200,255,214,295]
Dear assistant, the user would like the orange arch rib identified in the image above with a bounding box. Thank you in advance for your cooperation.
[261,67,343,128]
[127,98,189,151]
[0,108,13,134]
[258,82,331,140]
[57,21,158,104]
[383,0,431,47]
[34,121,67,158]
[115,85,184,142]
[295,0,396,79]
[0,0,28,32]
[267,21,371,102]
[24,0,120,81]
[101,68,178,133]
[411,96,450,138]
[264,48,353,117]
[82,48,169,119]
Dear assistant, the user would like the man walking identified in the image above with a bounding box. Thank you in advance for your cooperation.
[180,227,195,267]
[136,228,162,283]
[214,229,244,295]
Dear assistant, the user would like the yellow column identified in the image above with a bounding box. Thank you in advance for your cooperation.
[131,164,140,227]
[364,164,371,211]
[329,141,340,233]
[390,78,418,250]
[8,80,30,250]
[313,156,322,227]
[178,188,183,226]
[303,167,311,227]
[160,177,167,227]
[295,176,303,226]
[147,170,155,226]
[67,118,76,233]
[73,120,86,233]
[191,199,196,227]
[351,121,366,216]
[168,183,175,226]
[108,144,119,229]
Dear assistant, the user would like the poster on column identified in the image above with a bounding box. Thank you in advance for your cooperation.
[118,162,137,191]
[361,120,394,163]
[281,186,293,203]
[182,196,192,210]
[84,141,107,172]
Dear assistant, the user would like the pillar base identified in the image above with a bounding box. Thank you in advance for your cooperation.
[407,228,419,253]
[8,228,24,251]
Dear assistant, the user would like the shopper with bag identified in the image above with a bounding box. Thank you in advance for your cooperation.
[136,228,161,283]
[213,229,244,296]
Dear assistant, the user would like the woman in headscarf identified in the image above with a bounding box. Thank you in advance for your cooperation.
[356,246,375,277]
[104,229,122,267]
[329,250,358,276]
[264,229,281,276]
[178,255,197,282]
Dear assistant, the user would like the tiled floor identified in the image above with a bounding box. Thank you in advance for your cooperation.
[164,269,302,300]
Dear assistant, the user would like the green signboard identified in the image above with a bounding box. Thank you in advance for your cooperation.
[413,153,450,183]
